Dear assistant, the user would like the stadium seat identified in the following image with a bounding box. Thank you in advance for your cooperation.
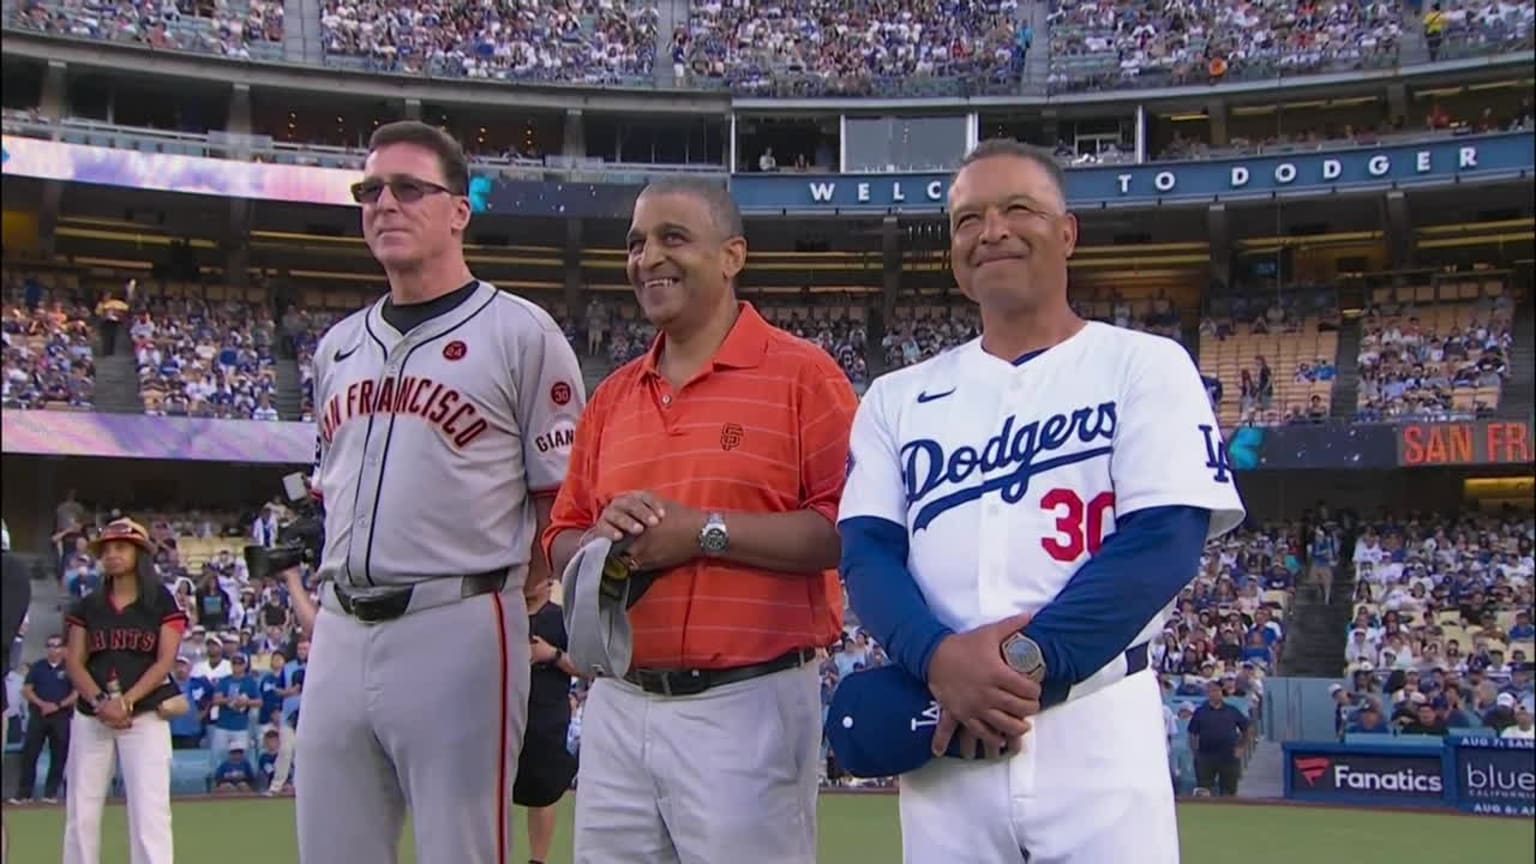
[171,749,217,796]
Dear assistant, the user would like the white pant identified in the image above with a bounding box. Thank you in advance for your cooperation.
[573,663,821,864]
[62,711,174,864]
[898,671,1178,864]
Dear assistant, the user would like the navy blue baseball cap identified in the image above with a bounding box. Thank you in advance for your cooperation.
[827,665,986,778]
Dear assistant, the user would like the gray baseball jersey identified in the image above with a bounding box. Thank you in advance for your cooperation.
[310,280,585,587]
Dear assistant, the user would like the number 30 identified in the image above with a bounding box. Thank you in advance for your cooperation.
[1040,488,1115,562]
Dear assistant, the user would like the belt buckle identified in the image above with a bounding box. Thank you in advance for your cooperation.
[630,669,671,697]
[352,598,385,623]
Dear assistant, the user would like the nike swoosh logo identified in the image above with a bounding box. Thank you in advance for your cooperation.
[333,345,359,363]
[917,389,956,404]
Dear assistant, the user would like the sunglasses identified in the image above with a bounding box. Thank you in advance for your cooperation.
[350,176,458,205]
[46,642,63,649]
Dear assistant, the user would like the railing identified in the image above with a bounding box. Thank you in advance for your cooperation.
[0,113,729,182]
[1048,46,1404,96]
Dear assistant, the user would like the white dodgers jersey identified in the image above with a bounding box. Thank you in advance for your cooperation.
[840,322,1245,642]
[311,281,586,588]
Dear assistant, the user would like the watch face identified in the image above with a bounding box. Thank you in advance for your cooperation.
[700,527,728,555]
[1002,635,1044,679]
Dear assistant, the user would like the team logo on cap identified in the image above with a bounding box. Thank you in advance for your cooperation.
[551,381,573,406]
[720,422,744,451]
[443,340,467,361]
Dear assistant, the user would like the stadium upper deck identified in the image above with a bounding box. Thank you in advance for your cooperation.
[6,0,1532,99]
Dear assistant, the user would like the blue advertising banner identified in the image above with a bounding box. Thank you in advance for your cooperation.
[1282,737,1535,816]
[1448,736,1535,817]
[730,131,1534,213]
[1283,742,1447,807]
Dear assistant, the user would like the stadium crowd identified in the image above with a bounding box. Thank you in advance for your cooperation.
[11,0,1536,98]
[1,298,96,411]
[880,295,1183,371]
[1354,293,1515,421]
[1424,0,1536,61]
[1337,510,1536,738]
[1047,0,1405,94]
[10,0,284,58]
[1198,285,1343,427]
[133,298,281,421]
[318,0,657,83]
[680,0,1028,96]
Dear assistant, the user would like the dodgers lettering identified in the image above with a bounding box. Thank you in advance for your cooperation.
[903,402,1117,531]
[320,375,490,449]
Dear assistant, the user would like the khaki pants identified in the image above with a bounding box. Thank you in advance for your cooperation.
[574,663,821,864]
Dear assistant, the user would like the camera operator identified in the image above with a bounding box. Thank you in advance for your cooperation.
[291,121,585,864]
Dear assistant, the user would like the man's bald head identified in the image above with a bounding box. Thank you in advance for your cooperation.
[637,177,744,241]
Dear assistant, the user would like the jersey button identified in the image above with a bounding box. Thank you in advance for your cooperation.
[661,394,672,406]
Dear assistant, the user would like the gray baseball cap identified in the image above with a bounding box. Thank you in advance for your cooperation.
[562,535,637,680]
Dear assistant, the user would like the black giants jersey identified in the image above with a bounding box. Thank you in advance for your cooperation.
[65,584,187,716]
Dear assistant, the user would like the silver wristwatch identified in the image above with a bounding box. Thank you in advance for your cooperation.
[1001,632,1046,684]
[698,512,729,556]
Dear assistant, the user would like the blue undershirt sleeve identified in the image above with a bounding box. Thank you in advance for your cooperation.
[839,515,953,683]
[1022,504,1211,707]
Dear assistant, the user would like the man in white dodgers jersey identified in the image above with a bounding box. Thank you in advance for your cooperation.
[837,139,1245,863]
[295,121,585,864]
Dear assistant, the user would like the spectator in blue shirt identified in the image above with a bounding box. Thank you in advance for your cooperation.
[10,635,75,803]
[1510,611,1534,641]
[1329,684,1354,738]
[1438,691,1473,728]
[212,743,256,794]
[1347,703,1392,734]
[1187,681,1250,796]
[1309,526,1339,604]
[256,728,290,793]
[1240,630,1272,669]
[63,557,100,599]
[209,653,260,755]
[168,657,213,750]
[257,651,287,731]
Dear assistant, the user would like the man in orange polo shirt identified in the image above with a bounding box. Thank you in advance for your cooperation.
[543,177,858,864]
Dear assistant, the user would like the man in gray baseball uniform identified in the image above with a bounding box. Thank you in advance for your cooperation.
[295,120,586,864]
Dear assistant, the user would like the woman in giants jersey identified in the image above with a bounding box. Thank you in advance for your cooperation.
[61,518,187,864]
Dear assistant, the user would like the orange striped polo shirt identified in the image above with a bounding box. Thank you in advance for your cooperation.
[542,302,858,670]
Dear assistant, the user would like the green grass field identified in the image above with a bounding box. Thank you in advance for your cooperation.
[5,795,1531,863]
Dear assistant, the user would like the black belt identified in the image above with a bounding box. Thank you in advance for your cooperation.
[624,647,816,697]
[333,570,506,623]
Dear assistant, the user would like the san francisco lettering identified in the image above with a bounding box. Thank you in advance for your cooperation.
[320,375,489,449]
[89,628,158,654]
